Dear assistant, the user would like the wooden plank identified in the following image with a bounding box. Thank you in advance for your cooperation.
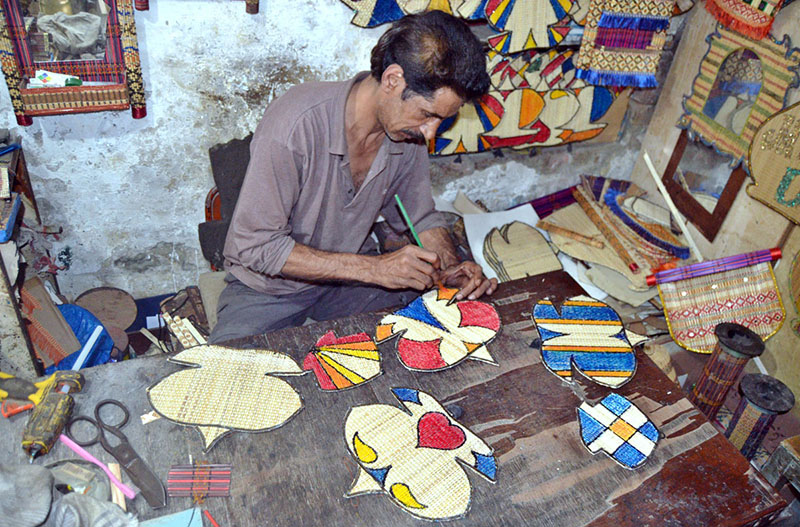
[0,273,784,525]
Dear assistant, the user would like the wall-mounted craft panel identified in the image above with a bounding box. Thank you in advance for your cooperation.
[0,0,147,125]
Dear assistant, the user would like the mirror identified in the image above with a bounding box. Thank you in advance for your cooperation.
[21,0,110,62]
[0,0,147,125]
[701,49,762,137]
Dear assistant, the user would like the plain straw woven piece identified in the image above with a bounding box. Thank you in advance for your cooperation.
[546,203,650,290]
[483,221,562,282]
[532,295,647,388]
[147,345,304,451]
[344,388,496,521]
[657,262,785,354]
[747,101,800,225]
[376,287,500,371]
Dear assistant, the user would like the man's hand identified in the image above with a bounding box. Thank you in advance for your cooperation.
[372,245,441,290]
[438,261,497,300]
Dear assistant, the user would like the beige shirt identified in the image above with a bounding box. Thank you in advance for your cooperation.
[223,73,446,296]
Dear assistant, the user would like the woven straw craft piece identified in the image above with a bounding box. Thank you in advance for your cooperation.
[483,221,562,282]
[546,203,650,290]
[657,262,785,353]
[532,295,647,387]
[433,84,620,155]
[488,49,582,92]
[337,0,575,52]
[376,287,500,371]
[302,330,381,391]
[705,0,785,41]
[747,101,800,224]
[344,388,496,520]
[574,0,675,87]
[679,28,800,170]
[484,0,575,53]
[578,393,659,469]
[147,345,304,451]
[791,250,800,314]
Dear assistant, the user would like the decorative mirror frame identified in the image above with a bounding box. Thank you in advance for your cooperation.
[0,0,147,125]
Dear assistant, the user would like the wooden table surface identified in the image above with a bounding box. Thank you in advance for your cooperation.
[0,271,786,526]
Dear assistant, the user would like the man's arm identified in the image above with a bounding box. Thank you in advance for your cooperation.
[280,242,441,291]
[419,227,497,300]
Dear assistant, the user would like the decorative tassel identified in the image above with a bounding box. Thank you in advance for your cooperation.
[704,0,775,41]
[576,68,659,88]
[598,13,671,32]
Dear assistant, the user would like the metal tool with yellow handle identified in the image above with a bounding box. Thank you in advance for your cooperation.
[0,371,86,461]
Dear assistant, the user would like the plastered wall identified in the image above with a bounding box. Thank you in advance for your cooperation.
[0,0,687,299]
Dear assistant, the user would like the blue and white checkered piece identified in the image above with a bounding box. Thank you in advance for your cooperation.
[577,393,658,469]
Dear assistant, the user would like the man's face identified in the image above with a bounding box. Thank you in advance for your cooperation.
[380,84,464,145]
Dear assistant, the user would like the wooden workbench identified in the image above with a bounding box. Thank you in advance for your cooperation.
[0,271,786,526]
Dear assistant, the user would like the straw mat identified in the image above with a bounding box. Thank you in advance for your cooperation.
[747,101,800,224]
[532,295,647,388]
[483,220,562,282]
[344,388,496,520]
[302,330,381,390]
[376,287,501,371]
[147,345,304,451]
[578,393,659,469]
[679,28,800,170]
[657,261,785,353]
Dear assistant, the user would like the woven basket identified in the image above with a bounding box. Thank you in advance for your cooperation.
[19,80,129,116]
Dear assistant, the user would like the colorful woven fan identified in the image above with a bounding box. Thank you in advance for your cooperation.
[747,101,800,225]
[574,0,675,87]
[705,0,786,41]
[648,249,785,353]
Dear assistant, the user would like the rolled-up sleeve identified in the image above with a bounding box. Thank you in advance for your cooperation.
[380,146,447,235]
[223,135,302,277]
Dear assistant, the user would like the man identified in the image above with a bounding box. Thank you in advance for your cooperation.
[209,11,496,343]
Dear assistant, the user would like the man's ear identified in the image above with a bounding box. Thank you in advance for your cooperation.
[381,64,406,95]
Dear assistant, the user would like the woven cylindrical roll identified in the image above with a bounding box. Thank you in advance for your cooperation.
[725,374,795,460]
[688,323,764,421]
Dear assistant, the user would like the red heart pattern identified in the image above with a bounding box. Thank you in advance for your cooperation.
[417,412,466,450]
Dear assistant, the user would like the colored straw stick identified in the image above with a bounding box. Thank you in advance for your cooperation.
[572,186,640,273]
[646,248,781,286]
[536,220,605,249]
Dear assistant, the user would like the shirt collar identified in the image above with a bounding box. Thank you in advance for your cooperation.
[330,72,406,157]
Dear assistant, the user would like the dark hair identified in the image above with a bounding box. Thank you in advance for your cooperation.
[370,12,489,102]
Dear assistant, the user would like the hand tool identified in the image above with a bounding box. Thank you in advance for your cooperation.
[17,371,85,460]
[66,399,167,509]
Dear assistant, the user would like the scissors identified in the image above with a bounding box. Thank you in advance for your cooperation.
[66,399,166,509]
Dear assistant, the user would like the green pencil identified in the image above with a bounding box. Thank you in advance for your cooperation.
[394,194,424,247]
